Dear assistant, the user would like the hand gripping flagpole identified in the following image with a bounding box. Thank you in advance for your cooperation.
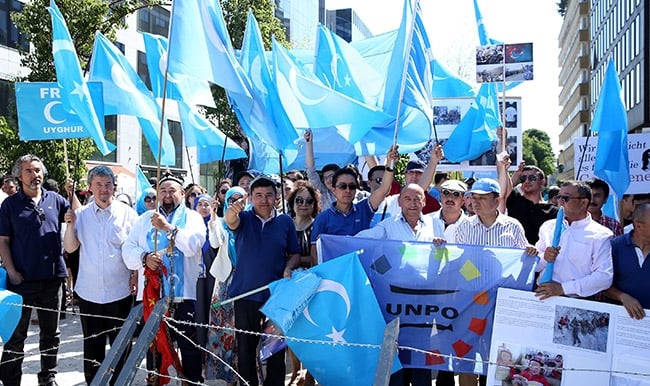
[539,207,565,283]
[389,0,420,169]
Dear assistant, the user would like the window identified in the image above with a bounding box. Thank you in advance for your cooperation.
[141,119,182,168]
[137,6,169,37]
[137,50,151,91]
[88,115,118,163]
[0,0,29,50]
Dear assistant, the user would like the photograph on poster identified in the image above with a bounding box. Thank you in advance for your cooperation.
[553,305,610,353]
[415,139,461,166]
[503,101,518,128]
[477,64,505,83]
[433,105,462,125]
[505,43,534,64]
[505,63,534,81]
[492,343,565,386]
[477,44,505,64]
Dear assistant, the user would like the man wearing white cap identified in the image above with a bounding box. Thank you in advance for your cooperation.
[428,179,468,241]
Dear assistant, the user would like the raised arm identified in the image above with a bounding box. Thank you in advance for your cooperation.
[418,144,444,191]
[369,146,398,211]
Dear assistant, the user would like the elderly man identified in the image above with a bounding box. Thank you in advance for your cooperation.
[225,176,301,386]
[63,166,138,384]
[123,172,206,384]
[604,203,650,319]
[535,180,613,301]
[0,155,70,386]
[356,183,444,385]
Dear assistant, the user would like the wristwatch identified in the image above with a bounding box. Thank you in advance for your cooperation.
[166,226,178,241]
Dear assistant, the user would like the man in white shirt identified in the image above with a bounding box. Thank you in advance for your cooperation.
[356,183,444,386]
[63,166,138,384]
[535,180,613,300]
[428,179,468,240]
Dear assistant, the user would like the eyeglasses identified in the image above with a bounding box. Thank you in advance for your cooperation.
[336,183,358,191]
[189,192,200,198]
[519,174,540,183]
[144,195,156,203]
[34,206,46,223]
[219,189,228,194]
[373,177,383,184]
[227,196,243,205]
[557,195,587,202]
[295,197,314,206]
[441,189,462,198]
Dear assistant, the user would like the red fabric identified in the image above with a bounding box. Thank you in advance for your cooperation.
[143,267,183,385]
[388,181,441,213]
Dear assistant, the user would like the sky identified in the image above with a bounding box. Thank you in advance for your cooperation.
[326,0,564,152]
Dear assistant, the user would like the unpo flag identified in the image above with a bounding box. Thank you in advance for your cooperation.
[319,235,537,375]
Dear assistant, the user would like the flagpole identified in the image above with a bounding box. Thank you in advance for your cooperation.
[184,146,195,183]
[390,0,420,167]
[500,74,507,153]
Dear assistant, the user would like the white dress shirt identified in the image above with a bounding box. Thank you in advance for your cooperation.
[74,201,138,304]
[427,209,468,241]
[535,214,613,297]
[356,213,445,242]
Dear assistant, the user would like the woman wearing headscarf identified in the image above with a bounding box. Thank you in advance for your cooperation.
[193,194,216,349]
[204,187,246,384]
[135,187,157,215]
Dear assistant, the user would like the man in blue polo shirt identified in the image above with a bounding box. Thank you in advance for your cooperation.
[310,146,399,264]
[0,154,69,386]
[225,175,301,386]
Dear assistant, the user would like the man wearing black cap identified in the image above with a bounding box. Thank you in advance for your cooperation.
[123,172,206,384]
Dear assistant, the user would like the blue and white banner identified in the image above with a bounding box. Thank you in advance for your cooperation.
[15,81,105,141]
[319,234,538,375]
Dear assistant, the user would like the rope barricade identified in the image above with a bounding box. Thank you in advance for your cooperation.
[3,300,650,383]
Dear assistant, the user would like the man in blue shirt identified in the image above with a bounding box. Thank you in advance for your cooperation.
[0,155,69,386]
[604,203,650,319]
[225,176,301,386]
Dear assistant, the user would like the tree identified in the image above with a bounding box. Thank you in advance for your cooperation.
[522,129,556,177]
[557,0,568,17]
[0,0,160,184]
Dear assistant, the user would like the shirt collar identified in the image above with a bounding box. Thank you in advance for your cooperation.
[330,201,356,215]
[255,208,277,223]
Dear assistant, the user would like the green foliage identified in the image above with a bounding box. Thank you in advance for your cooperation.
[522,129,556,177]
[557,0,568,17]
[1,0,162,184]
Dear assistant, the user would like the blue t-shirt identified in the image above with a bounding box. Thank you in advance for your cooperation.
[0,189,69,282]
[229,209,300,302]
[311,198,375,243]
[611,231,650,309]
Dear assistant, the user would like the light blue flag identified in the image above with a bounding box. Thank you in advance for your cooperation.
[136,164,150,199]
[177,102,247,164]
[443,99,498,163]
[48,0,114,155]
[591,59,630,198]
[0,268,23,344]
[88,32,175,165]
[270,252,401,386]
[273,39,391,143]
[141,32,215,108]
[16,81,104,141]
[89,32,161,123]
[168,0,250,99]
[284,128,358,171]
[314,24,382,107]
[237,12,297,152]
[432,58,475,98]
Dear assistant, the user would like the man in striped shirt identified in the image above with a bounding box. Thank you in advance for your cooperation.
[453,178,536,386]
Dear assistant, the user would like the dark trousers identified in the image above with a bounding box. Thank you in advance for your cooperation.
[389,368,432,386]
[235,299,286,386]
[0,278,63,386]
[78,295,133,384]
[168,300,202,382]
[436,370,456,385]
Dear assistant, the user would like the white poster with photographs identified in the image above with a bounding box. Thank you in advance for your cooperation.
[423,97,522,172]
[487,288,650,386]
[573,133,650,195]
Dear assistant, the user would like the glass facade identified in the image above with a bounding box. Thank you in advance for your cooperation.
[137,5,169,37]
[141,120,182,169]
[0,0,28,51]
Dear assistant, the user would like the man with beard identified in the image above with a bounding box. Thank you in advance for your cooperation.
[63,166,138,384]
[586,178,623,236]
[428,179,468,240]
[0,155,70,386]
[123,172,206,384]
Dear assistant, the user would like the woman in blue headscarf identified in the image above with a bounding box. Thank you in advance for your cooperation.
[135,187,157,215]
[204,186,245,384]
[193,194,216,349]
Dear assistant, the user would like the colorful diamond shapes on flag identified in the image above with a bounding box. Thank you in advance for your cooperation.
[433,246,449,262]
[468,317,488,336]
[452,339,473,358]
[473,290,489,305]
[370,254,391,274]
[460,260,481,281]
[425,349,445,365]
[399,244,421,262]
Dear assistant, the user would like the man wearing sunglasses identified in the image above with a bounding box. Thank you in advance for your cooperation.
[428,179,469,241]
[311,146,399,264]
[535,180,613,301]
[0,155,70,386]
[499,161,558,244]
